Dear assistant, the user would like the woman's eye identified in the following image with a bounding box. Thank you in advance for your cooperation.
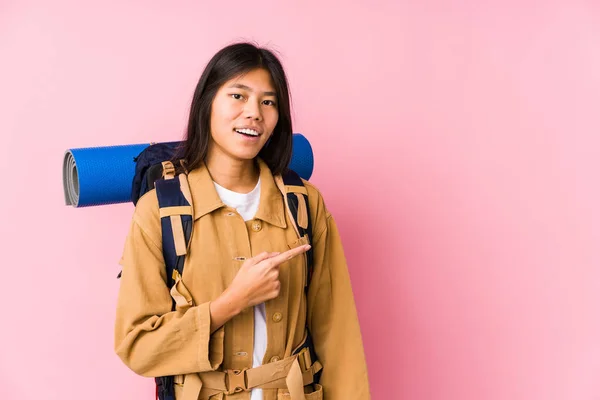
[263,100,276,106]
[231,94,243,100]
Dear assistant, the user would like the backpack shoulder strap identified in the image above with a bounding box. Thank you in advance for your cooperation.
[154,161,195,400]
[121,160,193,400]
[280,169,314,286]
[116,161,191,281]
[154,161,194,290]
[281,170,322,383]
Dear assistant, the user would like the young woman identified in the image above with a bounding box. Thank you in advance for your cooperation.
[115,42,370,400]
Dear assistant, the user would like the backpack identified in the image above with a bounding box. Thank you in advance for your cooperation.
[122,143,320,400]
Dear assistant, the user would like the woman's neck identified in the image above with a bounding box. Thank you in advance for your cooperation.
[205,152,260,194]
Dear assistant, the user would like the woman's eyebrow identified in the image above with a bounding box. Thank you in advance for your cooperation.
[228,83,276,97]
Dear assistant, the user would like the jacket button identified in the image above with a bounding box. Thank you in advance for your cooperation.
[251,221,262,232]
[270,356,281,363]
[272,312,283,323]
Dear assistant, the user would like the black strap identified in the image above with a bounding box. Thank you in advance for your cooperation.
[154,175,193,400]
[282,169,314,286]
[155,175,193,289]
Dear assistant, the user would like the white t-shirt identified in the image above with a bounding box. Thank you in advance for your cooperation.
[213,178,266,400]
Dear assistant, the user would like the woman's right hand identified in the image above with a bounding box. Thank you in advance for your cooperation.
[209,245,311,332]
[228,245,311,308]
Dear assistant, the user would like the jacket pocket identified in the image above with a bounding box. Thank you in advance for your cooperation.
[277,384,323,400]
[288,234,309,249]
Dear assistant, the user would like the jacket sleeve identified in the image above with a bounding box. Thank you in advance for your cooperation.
[307,193,371,399]
[114,194,224,377]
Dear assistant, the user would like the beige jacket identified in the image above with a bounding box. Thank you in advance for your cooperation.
[115,159,370,400]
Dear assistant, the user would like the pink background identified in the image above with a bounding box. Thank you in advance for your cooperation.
[1,1,600,399]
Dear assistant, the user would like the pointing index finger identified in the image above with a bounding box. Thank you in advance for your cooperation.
[271,245,311,266]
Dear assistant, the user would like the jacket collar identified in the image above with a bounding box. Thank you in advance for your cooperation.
[187,158,287,228]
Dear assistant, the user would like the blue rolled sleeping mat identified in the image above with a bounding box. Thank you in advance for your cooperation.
[63,133,314,208]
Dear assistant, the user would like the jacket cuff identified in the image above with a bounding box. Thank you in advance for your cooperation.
[195,302,224,371]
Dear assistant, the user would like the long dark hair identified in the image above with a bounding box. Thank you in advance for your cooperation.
[178,42,293,175]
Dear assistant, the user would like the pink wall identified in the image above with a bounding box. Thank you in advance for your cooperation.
[1,1,599,399]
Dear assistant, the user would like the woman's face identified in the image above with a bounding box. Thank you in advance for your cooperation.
[208,68,279,163]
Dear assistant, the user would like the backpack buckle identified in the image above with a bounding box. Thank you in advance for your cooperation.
[225,368,249,394]
[161,161,176,179]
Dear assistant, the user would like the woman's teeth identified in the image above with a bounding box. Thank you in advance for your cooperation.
[235,128,259,136]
